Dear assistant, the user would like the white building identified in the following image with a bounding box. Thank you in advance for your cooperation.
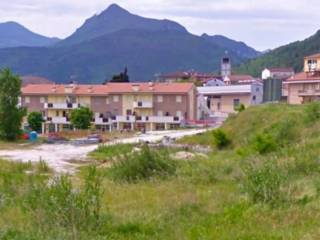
[262,67,295,80]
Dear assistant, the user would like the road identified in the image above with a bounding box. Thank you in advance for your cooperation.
[0,128,210,173]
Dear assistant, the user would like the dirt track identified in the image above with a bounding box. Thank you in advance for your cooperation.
[0,129,210,173]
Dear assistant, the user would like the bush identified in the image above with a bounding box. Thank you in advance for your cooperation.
[27,112,43,132]
[212,129,231,149]
[235,104,246,112]
[252,133,276,154]
[70,107,93,130]
[305,101,320,122]
[242,160,289,205]
[108,145,176,182]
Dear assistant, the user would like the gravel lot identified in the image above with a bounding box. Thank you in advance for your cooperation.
[0,128,210,173]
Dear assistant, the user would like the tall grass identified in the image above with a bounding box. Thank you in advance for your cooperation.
[107,145,176,183]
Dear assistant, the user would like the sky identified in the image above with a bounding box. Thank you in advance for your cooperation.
[0,0,319,51]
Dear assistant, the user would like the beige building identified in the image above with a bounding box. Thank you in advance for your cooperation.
[284,53,320,104]
[197,83,263,115]
[21,82,197,133]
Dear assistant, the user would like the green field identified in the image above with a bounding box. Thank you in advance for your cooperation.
[1,103,320,239]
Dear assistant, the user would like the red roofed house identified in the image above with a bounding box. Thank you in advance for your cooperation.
[21,82,197,133]
[284,53,320,104]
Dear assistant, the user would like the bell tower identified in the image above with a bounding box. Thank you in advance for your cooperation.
[221,53,231,78]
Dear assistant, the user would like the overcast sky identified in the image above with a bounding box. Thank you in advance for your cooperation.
[0,0,318,51]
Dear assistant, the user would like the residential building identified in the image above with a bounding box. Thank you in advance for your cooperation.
[261,67,294,102]
[197,82,263,115]
[284,53,320,104]
[262,67,295,80]
[223,74,261,85]
[21,82,197,133]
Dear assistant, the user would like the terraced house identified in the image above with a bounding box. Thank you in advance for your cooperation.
[284,53,320,104]
[21,82,197,133]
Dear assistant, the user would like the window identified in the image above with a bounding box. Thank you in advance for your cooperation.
[233,99,240,110]
[176,111,182,117]
[256,87,260,92]
[253,95,256,101]
[113,95,119,102]
[157,110,163,116]
[176,95,182,103]
[40,97,45,103]
[157,95,163,103]
[126,109,132,116]
[56,111,59,117]
[25,97,30,104]
[106,97,110,104]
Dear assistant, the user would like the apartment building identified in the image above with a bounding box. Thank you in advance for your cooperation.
[198,82,263,115]
[284,53,320,104]
[21,82,197,133]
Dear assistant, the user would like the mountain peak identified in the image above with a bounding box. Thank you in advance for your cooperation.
[102,3,130,16]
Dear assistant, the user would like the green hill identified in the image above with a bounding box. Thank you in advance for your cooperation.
[2,103,320,239]
[236,30,320,77]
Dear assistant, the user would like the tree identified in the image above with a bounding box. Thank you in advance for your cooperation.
[0,68,26,141]
[27,112,44,132]
[70,107,93,130]
[109,67,130,83]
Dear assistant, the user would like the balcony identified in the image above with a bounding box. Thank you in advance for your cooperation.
[47,117,70,124]
[298,89,320,96]
[44,103,80,110]
[149,116,182,123]
[94,117,110,125]
[133,101,153,108]
[136,116,150,123]
[113,116,136,123]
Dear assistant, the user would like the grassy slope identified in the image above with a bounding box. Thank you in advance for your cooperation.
[1,103,320,239]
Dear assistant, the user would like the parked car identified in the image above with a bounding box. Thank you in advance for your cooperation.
[45,133,68,144]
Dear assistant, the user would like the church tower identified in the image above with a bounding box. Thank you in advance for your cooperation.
[221,54,231,78]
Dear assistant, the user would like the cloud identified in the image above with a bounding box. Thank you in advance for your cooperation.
[0,0,318,50]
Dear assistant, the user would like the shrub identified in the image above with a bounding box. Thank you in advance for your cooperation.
[70,107,93,130]
[242,160,289,205]
[252,133,276,154]
[305,101,320,122]
[27,112,43,132]
[108,145,176,182]
[212,129,231,149]
[235,104,246,112]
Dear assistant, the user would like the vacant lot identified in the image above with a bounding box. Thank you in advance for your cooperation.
[1,103,320,239]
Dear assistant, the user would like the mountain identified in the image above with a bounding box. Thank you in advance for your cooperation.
[0,4,257,83]
[237,30,320,77]
[0,22,60,48]
[59,4,187,46]
[0,29,245,83]
[201,34,261,59]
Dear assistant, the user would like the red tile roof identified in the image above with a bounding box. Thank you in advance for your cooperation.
[228,75,255,81]
[266,67,294,73]
[22,82,194,95]
[285,72,320,82]
[305,53,320,59]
